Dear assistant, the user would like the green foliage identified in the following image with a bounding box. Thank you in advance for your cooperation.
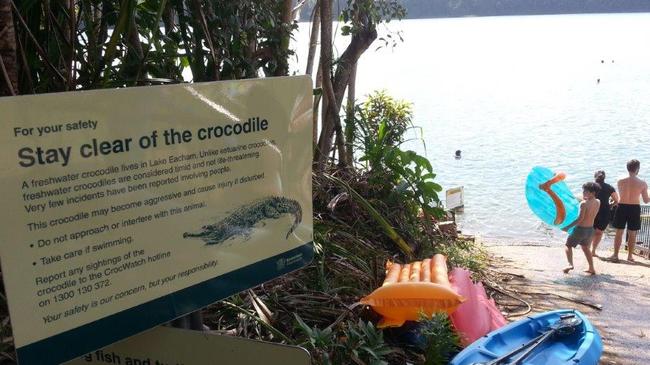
[434,239,489,276]
[294,314,395,365]
[420,313,461,365]
[352,90,444,219]
[13,0,295,94]
[322,173,414,257]
[383,149,444,218]
[0,291,13,364]
[355,90,413,154]
[343,320,395,365]
[339,0,406,36]
[311,221,379,295]
[294,313,337,365]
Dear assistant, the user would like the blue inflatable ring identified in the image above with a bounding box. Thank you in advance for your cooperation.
[525,166,579,233]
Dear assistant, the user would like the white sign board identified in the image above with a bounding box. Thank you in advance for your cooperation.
[0,76,313,364]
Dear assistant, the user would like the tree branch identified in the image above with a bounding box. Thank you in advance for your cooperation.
[0,53,15,95]
[0,0,17,95]
[305,0,320,76]
[315,0,334,167]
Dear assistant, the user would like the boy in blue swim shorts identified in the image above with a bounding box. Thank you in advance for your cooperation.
[563,182,601,275]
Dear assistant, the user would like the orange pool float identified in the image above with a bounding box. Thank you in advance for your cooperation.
[360,254,464,328]
[538,172,567,225]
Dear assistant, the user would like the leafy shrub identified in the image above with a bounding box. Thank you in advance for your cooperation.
[434,239,489,276]
[354,90,414,162]
[420,313,461,365]
[294,314,395,365]
[351,90,444,219]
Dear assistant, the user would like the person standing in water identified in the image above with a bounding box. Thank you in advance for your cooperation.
[591,170,618,257]
[609,159,650,263]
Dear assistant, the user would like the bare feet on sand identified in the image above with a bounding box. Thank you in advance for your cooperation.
[606,255,619,263]
[591,251,599,257]
[563,266,574,274]
[584,269,596,275]
[627,256,636,263]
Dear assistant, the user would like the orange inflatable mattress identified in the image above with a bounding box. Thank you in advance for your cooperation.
[360,254,464,328]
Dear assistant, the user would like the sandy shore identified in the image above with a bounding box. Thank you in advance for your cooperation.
[487,243,650,365]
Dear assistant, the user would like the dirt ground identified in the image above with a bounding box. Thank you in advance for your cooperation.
[486,244,650,365]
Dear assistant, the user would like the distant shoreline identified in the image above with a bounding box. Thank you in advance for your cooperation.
[298,4,650,22]
[298,11,650,22]
[403,10,650,20]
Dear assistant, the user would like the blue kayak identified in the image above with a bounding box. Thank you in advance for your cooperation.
[450,309,602,365]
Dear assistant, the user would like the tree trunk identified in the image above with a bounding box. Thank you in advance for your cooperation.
[331,26,376,113]
[67,0,76,90]
[189,0,219,81]
[126,16,145,83]
[313,61,322,147]
[309,2,322,149]
[314,0,333,166]
[81,1,99,79]
[305,2,319,76]
[316,8,377,167]
[0,0,18,96]
[333,119,346,168]
[315,0,346,168]
[274,0,293,76]
[344,62,357,166]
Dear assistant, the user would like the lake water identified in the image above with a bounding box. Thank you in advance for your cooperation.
[292,13,650,245]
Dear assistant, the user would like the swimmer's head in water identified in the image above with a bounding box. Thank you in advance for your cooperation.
[455,150,461,158]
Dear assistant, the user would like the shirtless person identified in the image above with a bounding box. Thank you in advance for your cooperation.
[563,182,600,275]
[609,159,650,262]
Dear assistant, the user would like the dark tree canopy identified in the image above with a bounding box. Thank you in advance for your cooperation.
[5,0,295,95]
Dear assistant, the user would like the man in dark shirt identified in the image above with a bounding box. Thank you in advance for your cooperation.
[591,170,618,257]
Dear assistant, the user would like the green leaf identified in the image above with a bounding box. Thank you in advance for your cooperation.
[180,56,190,68]
[323,173,413,258]
[426,181,443,192]
[377,120,387,144]
[293,313,313,337]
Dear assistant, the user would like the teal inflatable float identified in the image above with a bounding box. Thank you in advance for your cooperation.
[525,166,579,233]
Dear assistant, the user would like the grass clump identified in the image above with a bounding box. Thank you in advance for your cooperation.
[434,239,489,277]
[294,314,395,365]
[421,313,461,365]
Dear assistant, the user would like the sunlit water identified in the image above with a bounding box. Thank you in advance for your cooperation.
[291,13,650,245]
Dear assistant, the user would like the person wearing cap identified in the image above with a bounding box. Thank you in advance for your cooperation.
[590,170,618,257]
